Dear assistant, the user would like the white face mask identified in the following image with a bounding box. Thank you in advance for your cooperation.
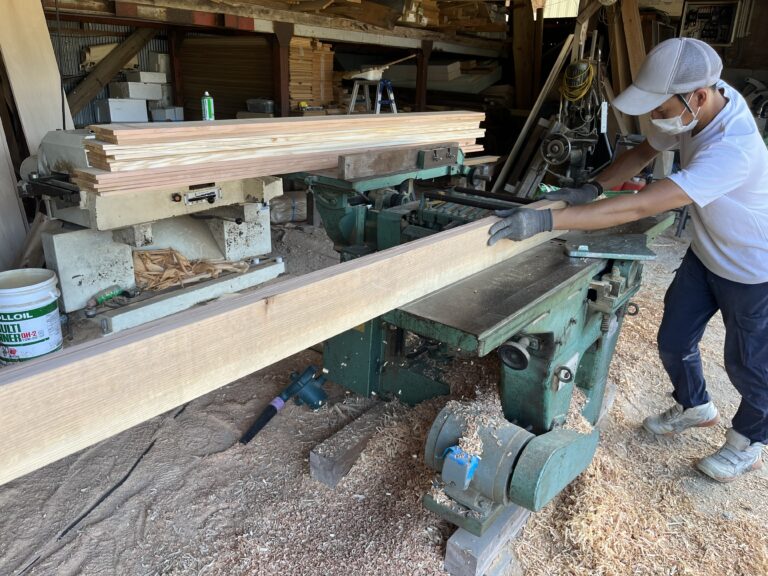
[651,93,699,135]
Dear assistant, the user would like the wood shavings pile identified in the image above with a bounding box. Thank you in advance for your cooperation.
[133,248,250,291]
[563,387,594,435]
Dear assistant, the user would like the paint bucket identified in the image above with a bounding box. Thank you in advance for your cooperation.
[0,269,63,362]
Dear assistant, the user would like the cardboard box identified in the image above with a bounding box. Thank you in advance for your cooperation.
[95,99,148,123]
[148,84,173,109]
[150,107,184,122]
[148,52,171,74]
[124,70,168,84]
[109,81,162,100]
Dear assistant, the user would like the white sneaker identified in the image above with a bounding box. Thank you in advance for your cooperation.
[696,428,765,483]
[642,401,719,435]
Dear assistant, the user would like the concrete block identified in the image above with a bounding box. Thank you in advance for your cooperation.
[42,228,135,313]
[95,98,148,123]
[109,81,162,100]
[124,70,167,84]
[205,203,271,261]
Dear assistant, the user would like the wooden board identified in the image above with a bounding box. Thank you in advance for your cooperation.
[444,504,530,576]
[0,198,564,486]
[310,402,389,487]
[0,0,73,154]
[620,0,651,135]
[0,118,26,272]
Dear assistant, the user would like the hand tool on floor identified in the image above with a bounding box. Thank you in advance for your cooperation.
[239,366,328,444]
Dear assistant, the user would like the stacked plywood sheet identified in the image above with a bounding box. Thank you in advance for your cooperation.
[290,38,334,109]
[74,112,485,194]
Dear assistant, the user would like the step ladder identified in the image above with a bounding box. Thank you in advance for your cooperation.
[347,79,398,114]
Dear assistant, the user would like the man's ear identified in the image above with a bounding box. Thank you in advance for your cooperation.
[694,87,709,107]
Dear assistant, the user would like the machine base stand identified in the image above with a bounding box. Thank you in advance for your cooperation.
[91,260,284,333]
[444,504,530,576]
[423,492,505,537]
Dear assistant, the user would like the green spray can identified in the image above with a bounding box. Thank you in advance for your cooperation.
[201,91,215,120]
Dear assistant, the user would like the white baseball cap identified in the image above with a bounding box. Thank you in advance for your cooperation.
[613,37,722,116]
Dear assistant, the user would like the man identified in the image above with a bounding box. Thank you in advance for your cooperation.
[488,38,768,482]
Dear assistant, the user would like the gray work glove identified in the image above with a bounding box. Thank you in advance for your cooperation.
[487,208,553,245]
[543,181,603,205]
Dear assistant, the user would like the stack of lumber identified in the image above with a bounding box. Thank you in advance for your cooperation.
[180,37,273,120]
[437,1,507,33]
[289,37,335,109]
[73,112,485,194]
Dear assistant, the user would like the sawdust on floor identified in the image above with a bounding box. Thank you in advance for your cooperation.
[1,227,766,576]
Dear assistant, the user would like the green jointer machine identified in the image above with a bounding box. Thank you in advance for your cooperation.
[291,144,672,536]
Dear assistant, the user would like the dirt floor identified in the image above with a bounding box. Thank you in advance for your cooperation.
[0,223,766,576]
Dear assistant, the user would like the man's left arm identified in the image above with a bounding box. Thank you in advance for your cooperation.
[551,179,692,231]
[488,180,691,245]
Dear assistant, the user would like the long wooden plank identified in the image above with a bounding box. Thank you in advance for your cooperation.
[0,200,564,486]
[0,118,26,272]
[89,112,485,144]
[620,0,651,135]
[0,0,73,153]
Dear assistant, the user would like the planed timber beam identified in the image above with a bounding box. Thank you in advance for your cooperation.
[67,27,157,115]
[0,200,564,486]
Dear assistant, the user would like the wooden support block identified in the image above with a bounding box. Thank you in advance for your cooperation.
[310,402,389,488]
[444,504,530,576]
[338,141,458,180]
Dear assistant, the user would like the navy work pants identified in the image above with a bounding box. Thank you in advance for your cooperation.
[657,249,768,444]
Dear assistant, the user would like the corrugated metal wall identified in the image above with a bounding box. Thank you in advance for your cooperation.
[46,20,169,127]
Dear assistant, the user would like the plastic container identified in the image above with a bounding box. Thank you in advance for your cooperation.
[0,269,63,362]
[246,98,275,114]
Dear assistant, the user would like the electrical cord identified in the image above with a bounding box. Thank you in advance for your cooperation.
[561,60,595,102]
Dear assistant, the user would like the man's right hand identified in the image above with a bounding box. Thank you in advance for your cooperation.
[543,182,603,205]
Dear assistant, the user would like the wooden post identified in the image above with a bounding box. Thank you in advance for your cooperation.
[607,4,631,95]
[621,0,646,80]
[533,7,544,93]
[415,40,433,112]
[512,0,535,109]
[168,27,185,108]
[67,27,156,116]
[272,22,293,118]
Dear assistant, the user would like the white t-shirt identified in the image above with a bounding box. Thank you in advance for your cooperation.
[647,81,768,284]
